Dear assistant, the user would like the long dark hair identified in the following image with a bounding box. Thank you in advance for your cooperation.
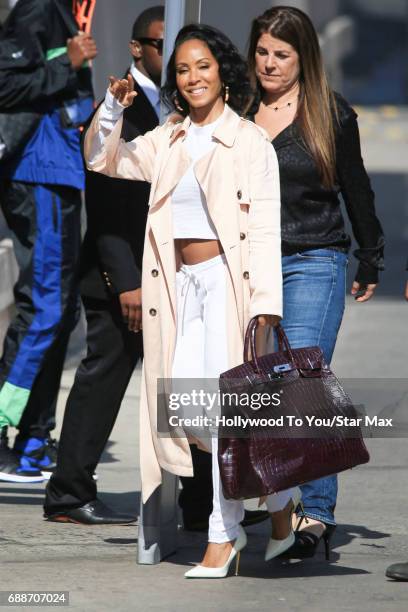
[162,23,252,116]
[247,6,338,188]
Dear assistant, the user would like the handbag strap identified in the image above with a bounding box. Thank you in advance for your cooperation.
[244,317,297,373]
[275,325,296,361]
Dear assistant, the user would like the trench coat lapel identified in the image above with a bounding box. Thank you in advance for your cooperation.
[148,134,189,253]
[151,116,191,209]
[146,117,189,316]
[193,105,241,244]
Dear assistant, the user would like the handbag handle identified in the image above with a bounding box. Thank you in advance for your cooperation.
[243,317,297,373]
[276,326,292,353]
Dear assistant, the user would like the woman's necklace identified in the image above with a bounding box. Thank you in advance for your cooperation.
[263,96,298,112]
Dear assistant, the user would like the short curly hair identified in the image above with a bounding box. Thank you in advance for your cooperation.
[162,24,252,116]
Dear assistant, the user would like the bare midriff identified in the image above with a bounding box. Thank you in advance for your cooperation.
[175,238,224,268]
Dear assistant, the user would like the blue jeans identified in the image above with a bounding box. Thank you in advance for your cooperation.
[280,248,348,525]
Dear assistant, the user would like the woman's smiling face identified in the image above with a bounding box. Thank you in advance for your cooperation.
[175,38,223,111]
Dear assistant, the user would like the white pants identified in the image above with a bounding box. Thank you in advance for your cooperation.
[172,255,295,543]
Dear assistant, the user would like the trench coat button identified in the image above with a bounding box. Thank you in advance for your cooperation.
[240,232,246,240]
[149,308,157,316]
[106,281,112,287]
[151,269,159,277]
[103,271,108,277]
[243,271,249,279]
[237,190,242,200]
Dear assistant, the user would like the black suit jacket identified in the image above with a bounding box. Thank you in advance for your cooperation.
[79,76,159,300]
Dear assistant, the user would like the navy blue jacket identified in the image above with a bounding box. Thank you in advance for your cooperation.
[0,0,93,189]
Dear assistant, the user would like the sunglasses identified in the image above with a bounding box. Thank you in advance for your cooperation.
[134,38,164,53]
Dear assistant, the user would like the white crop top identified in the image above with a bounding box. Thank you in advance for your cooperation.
[171,112,225,239]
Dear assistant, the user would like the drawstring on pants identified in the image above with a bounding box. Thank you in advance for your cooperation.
[178,266,202,336]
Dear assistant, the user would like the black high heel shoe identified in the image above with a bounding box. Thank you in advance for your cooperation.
[279,521,336,560]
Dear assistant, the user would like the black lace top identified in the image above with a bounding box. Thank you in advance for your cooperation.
[249,93,384,284]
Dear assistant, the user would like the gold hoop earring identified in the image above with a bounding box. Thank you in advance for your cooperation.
[223,85,230,103]
[173,94,184,112]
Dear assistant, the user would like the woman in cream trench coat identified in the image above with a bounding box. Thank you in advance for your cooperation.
[84,24,299,577]
[85,91,283,505]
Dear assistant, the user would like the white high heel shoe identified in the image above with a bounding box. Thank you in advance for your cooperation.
[265,486,303,562]
[184,525,247,579]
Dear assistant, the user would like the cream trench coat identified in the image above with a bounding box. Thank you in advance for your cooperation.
[84,103,282,503]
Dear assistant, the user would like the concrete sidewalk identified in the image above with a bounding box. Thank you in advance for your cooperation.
[1,295,408,612]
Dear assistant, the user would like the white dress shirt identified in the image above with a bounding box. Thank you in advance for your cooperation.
[130,64,161,119]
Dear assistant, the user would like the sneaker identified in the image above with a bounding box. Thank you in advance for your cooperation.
[14,435,57,479]
[0,427,45,483]
[14,436,98,481]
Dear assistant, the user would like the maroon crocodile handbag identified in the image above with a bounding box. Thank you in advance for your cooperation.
[217,318,370,500]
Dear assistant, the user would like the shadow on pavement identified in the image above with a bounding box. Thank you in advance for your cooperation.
[99,440,119,464]
[0,495,44,505]
[99,490,140,515]
[104,538,138,545]
[0,486,44,494]
[334,524,390,549]
[240,560,371,579]
[0,485,45,505]
[168,546,371,578]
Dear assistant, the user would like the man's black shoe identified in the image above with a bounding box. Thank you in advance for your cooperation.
[386,562,408,581]
[44,499,137,525]
[183,509,269,532]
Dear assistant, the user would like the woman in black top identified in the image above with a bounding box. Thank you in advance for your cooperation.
[247,6,384,559]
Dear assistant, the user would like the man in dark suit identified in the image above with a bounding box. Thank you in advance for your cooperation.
[43,6,165,524]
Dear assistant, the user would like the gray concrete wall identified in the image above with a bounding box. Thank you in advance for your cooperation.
[200,0,271,54]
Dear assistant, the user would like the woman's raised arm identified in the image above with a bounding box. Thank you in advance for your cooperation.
[84,74,161,183]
